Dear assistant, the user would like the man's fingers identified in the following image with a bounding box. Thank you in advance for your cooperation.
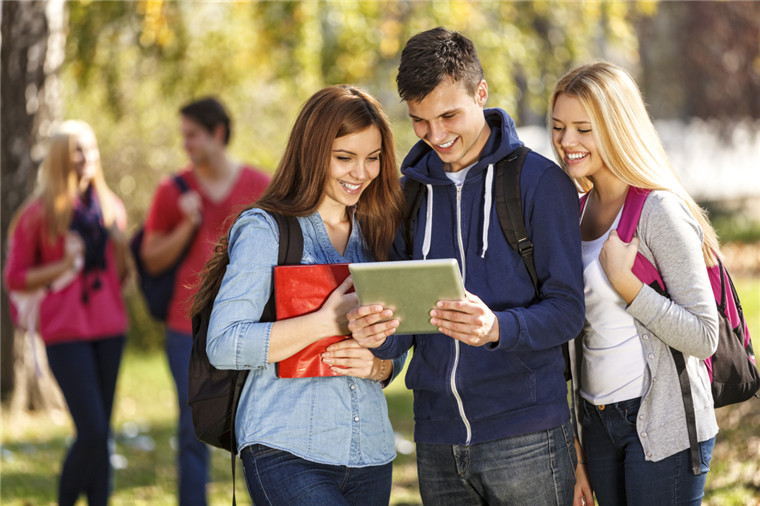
[347,304,386,320]
[347,311,395,332]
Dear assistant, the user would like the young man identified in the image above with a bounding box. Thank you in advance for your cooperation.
[140,97,269,506]
[348,28,584,505]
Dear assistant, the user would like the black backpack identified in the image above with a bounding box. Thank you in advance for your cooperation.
[130,175,192,321]
[187,211,302,503]
[402,146,538,295]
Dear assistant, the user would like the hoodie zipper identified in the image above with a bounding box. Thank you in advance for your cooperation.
[451,183,472,445]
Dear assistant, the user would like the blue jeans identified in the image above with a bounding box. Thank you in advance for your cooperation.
[581,397,715,505]
[240,444,393,505]
[416,420,577,505]
[166,330,209,506]
[46,336,124,506]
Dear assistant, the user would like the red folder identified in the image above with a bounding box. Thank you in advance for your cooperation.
[274,263,351,378]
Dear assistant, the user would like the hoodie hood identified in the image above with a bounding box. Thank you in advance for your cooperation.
[400,107,524,184]
[400,108,524,260]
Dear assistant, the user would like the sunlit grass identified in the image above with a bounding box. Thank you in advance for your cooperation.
[0,349,419,505]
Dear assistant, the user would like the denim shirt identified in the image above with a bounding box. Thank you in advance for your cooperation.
[207,208,404,467]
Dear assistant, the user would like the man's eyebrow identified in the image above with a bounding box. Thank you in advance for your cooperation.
[409,107,460,120]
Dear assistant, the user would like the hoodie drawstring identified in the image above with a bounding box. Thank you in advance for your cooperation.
[422,184,433,259]
[480,164,494,258]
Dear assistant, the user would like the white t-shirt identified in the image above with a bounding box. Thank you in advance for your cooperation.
[580,207,646,405]
[444,164,474,185]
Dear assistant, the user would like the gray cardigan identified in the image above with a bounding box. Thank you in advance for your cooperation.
[570,190,719,462]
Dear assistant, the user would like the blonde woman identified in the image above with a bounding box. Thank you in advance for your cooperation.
[549,62,720,505]
[4,121,130,506]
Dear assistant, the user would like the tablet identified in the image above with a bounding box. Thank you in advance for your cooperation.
[349,258,465,335]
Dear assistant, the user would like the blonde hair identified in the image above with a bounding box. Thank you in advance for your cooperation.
[11,120,119,241]
[549,61,720,265]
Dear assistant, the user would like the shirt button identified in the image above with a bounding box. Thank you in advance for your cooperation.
[648,353,655,360]
[642,334,649,340]
[354,417,359,422]
[639,415,644,420]
[350,385,355,390]
[646,451,653,457]
[641,432,648,438]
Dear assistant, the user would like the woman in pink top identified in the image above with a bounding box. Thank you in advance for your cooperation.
[4,120,130,506]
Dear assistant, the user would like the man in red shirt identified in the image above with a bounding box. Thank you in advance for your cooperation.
[140,97,270,505]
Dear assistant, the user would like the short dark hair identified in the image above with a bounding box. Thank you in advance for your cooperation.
[179,97,232,145]
[396,27,484,103]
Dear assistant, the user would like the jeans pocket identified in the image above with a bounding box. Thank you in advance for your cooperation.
[581,398,594,421]
[621,398,641,427]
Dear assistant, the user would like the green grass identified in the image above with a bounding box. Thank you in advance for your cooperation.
[0,349,419,505]
[2,279,759,505]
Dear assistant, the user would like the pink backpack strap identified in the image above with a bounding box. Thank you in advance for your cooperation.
[617,187,667,294]
[617,187,650,242]
[580,187,665,293]
[579,193,589,216]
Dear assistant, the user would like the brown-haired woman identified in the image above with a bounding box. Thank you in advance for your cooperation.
[195,85,406,505]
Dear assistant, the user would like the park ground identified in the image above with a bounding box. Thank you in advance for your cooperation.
[2,247,759,505]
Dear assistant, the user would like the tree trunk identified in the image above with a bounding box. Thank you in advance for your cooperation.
[1,1,66,410]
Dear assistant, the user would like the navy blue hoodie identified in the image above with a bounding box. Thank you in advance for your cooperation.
[374,108,584,445]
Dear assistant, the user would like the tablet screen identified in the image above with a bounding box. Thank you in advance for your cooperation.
[349,258,465,335]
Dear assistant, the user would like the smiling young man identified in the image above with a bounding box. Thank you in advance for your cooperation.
[140,97,269,506]
[348,27,585,505]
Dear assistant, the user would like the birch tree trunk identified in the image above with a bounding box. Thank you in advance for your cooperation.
[1,0,67,411]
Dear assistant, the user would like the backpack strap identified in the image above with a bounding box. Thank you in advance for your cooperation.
[493,146,538,297]
[586,186,666,294]
[402,178,425,259]
[616,186,649,242]
[227,211,302,505]
[669,348,702,475]
[173,174,190,193]
[170,173,194,265]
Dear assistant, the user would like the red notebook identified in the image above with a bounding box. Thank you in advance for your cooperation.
[274,263,351,378]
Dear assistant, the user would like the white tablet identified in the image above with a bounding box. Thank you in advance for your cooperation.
[348,258,466,335]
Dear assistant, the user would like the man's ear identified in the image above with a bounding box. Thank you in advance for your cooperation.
[213,123,227,145]
[476,79,488,107]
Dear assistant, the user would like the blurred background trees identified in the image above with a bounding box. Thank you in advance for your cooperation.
[3,0,760,404]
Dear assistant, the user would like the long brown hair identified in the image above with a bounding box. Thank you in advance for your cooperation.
[191,85,405,316]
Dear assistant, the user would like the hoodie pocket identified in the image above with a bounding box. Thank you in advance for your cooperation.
[459,349,537,418]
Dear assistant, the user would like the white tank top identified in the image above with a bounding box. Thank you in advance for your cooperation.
[580,206,646,405]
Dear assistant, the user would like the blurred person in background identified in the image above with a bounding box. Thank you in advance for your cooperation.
[138,97,269,505]
[4,120,131,506]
